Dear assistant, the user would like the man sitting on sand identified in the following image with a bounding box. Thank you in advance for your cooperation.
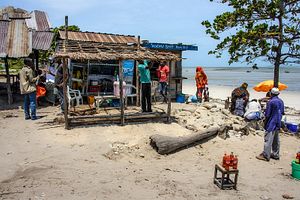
[244,99,263,120]
[230,82,249,114]
[256,87,284,161]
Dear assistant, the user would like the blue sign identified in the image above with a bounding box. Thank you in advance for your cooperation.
[142,43,198,51]
[122,60,134,77]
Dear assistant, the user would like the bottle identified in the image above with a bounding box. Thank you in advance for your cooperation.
[225,155,231,171]
[222,153,227,168]
[230,152,234,168]
[296,152,300,164]
[233,155,238,169]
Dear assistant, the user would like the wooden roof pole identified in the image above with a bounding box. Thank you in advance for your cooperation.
[167,60,172,123]
[4,56,13,105]
[63,16,70,129]
[119,59,125,126]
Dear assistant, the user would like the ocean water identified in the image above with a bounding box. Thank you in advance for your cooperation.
[182,67,300,92]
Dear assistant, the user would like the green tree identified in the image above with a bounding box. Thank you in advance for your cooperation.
[202,0,300,87]
[39,25,80,62]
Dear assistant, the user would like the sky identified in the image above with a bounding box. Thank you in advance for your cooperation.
[0,0,270,67]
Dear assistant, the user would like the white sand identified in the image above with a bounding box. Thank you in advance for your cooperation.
[183,84,300,110]
[0,105,300,199]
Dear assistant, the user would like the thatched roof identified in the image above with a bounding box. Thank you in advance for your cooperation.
[53,40,181,61]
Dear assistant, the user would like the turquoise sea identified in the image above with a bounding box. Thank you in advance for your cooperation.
[182,67,300,92]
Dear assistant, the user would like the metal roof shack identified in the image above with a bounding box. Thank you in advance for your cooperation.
[26,10,52,31]
[0,6,53,58]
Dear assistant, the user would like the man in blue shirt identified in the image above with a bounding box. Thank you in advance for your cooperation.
[256,87,284,161]
[138,60,152,112]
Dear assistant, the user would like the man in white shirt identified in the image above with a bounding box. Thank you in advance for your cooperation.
[244,99,263,120]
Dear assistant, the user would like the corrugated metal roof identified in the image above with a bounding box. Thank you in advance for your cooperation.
[0,7,30,20]
[32,31,54,50]
[0,7,53,57]
[0,21,9,57]
[6,19,32,58]
[26,10,51,31]
[59,31,138,44]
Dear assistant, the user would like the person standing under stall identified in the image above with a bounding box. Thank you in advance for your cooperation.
[256,87,284,161]
[138,60,152,112]
[157,61,169,103]
[19,58,41,120]
[195,66,208,103]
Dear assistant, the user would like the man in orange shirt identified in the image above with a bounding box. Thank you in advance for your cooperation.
[157,61,170,103]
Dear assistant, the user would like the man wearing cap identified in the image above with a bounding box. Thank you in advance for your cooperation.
[19,58,40,120]
[256,87,284,161]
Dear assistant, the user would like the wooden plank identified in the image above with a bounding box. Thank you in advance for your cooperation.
[4,56,13,105]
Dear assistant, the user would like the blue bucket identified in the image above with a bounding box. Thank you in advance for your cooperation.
[286,122,299,133]
[176,94,185,103]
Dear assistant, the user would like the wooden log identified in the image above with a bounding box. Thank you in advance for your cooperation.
[4,56,13,104]
[150,125,230,155]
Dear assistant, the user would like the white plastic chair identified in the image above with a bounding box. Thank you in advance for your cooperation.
[124,84,137,106]
[67,86,83,108]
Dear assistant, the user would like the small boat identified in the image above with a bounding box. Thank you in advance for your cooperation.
[284,70,290,73]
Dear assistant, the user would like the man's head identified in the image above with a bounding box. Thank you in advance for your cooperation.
[270,87,280,96]
[241,82,248,89]
[24,58,33,68]
[251,99,258,102]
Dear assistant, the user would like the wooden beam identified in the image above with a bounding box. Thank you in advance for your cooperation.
[119,60,125,125]
[4,56,13,105]
[63,16,69,129]
[167,61,172,123]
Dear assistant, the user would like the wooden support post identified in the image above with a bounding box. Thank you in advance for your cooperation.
[119,60,125,126]
[167,60,172,123]
[4,56,13,105]
[34,50,39,71]
[63,16,69,129]
[136,36,141,107]
[135,60,140,106]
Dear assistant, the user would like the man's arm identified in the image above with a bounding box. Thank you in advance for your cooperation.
[28,69,40,83]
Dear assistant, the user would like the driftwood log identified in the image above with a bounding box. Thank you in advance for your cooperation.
[150,126,230,155]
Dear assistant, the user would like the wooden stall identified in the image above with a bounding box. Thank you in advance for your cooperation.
[54,17,181,129]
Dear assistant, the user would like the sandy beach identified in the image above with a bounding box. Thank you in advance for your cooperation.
[0,97,299,199]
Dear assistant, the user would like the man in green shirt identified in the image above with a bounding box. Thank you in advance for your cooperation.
[138,60,152,112]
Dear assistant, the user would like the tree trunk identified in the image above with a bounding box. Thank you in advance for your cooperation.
[4,57,13,105]
[274,0,284,88]
[150,125,230,155]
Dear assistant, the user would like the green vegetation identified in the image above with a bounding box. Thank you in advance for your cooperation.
[202,0,300,87]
